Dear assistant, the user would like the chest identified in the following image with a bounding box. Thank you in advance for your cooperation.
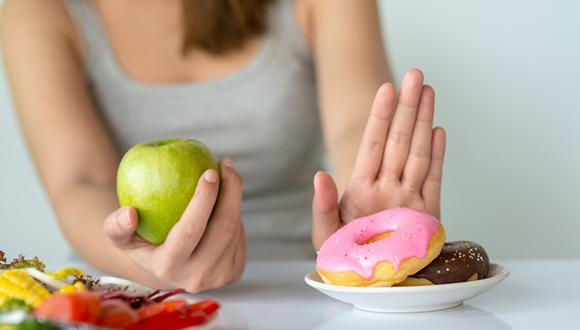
[80,0,321,194]
[89,0,308,84]
[87,38,320,193]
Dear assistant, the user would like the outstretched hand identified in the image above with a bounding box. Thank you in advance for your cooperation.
[312,69,446,250]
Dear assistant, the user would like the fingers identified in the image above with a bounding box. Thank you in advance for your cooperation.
[402,85,435,192]
[381,68,424,180]
[228,223,246,277]
[191,159,243,267]
[205,221,245,289]
[312,171,341,250]
[103,206,138,249]
[161,168,220,263]
[351,83,396,181]
[422,127,446,218]
[233,225,247,279]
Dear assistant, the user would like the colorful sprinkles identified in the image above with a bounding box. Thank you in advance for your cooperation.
[409,241,490,285]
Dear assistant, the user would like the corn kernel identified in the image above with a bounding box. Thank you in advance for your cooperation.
[0,270,51,307]
[58,281,86,294]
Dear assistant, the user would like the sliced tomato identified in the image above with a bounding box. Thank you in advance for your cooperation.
[136,299,188,319]
[99,299,138,329]
[33,291,101,324]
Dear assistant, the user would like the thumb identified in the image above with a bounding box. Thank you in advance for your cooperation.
[103,206,138,248]
[312,171,341,250]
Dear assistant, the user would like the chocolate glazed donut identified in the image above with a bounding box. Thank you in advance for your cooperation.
[398,241,490,286]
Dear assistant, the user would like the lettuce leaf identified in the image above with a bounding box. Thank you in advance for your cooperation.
[0,251,45,272]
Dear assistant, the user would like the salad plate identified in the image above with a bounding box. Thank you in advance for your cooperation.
[0,251,220,329]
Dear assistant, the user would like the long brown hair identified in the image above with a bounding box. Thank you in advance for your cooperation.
[181,0,272,55]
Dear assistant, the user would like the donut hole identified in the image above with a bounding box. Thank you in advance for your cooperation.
[365,231,394,244]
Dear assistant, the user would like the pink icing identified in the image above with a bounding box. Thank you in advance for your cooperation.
[316,207,440,279]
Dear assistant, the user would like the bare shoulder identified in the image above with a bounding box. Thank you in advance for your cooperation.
[1,0,79,53]
[306,0,379,21]
[2,0,68,32]
[291,0,313,45]
[297,0,380,41]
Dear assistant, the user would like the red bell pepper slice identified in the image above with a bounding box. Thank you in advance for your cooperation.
[126,299,220,330]
[189,299,220,316]
[136,299,189,319]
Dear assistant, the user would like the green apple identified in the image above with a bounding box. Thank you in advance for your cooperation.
[117,138,219,245]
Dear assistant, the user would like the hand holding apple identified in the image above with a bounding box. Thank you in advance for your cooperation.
[104,146,246,292]
[116,139,220,245]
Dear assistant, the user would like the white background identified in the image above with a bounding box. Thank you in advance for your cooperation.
[1,0,579,266]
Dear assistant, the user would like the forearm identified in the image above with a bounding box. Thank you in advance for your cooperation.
[309,0,393,193]
[325,73,394,193]
[51,182,162,286]
[326,121,366,192]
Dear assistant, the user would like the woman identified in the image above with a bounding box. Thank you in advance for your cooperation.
[1,0,445,292]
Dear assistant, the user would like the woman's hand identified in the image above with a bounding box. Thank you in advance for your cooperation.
[103,158,246,292]
[312,69,446,250]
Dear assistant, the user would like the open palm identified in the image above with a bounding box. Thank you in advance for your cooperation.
[312,69,446,249]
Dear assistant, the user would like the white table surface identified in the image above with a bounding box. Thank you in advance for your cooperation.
[197,260,579,330]
[72,259,579,330]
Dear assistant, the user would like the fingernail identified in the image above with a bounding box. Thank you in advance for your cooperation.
[313,171,321,185]
[378,83,388,94]
[222,158,234,168]
[118,207,132,229]
[203,169,218,183]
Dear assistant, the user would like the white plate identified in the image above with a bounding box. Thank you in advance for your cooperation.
[98,276,155,295]
[305,263,509,313]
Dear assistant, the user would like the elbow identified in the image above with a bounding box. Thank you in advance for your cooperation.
[45,170,117,211]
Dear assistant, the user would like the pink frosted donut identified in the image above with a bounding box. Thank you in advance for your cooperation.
[316,207,445,286]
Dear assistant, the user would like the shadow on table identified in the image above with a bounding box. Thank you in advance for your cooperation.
[313,304,512,330]
[202,280,513,330]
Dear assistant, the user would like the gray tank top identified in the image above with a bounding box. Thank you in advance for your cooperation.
[65,0,323,259]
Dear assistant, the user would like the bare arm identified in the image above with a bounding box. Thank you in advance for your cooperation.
[307,0,392,191]
[1,0,128,272]
[1,0,245,291]
[304,2,446,248]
